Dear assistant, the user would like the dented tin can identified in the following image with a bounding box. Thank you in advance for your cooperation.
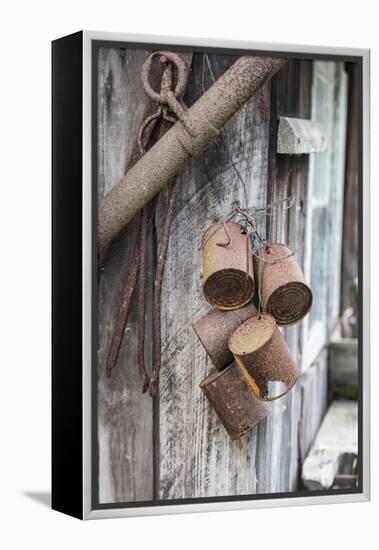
[192,302,256,370]
[202,222,255,310]
[200,361,269,440]
[228,313,300,401]
[254,243,313,326]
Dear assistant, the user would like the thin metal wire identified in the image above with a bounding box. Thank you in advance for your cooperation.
[201,54,249,207]
[204,55,297,217]
[251,246,295,265]
[245,189,296,216]
[202,54,296,249]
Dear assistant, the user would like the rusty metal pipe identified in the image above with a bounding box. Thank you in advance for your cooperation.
[98,56,286,262]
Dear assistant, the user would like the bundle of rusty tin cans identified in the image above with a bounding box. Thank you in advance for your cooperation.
[193,221,313,440]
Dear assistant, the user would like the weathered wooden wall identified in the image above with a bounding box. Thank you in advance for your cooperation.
[97,48,348,503]
[97,48,155,502]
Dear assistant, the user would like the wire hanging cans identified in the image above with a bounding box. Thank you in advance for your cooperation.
[228,313,300,401]
[255,243,313,325]
[200,361,269,440]
[202,222,255,310]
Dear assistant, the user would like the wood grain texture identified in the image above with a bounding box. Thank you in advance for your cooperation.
[302,400,358,490]
[154,53,270,499]
[255,61,312,494]
[277,117,326,154]
[327,64,348,331]
[341,63,359,313]
[97,47,154,503]
[302,62,349,366]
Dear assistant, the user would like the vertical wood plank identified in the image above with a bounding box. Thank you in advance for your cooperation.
[155,54,271,499]
[299,350,328,460]
[256,60,312,493]
[341,63,359,313]
[97,47,155,503]
[327,64,348,330]
[302,62,349,367]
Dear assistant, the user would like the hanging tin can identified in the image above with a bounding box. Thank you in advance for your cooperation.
[254,243,313,325]
[228,313,300,401]
[200,361,269,440]
[202,221,255,310]
[192,302,256,371]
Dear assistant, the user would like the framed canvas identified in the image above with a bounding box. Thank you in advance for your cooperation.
[52,30,370,519]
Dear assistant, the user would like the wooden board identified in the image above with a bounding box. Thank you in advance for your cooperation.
[155,53,269,499]
[302,400,358,490]
[97,47,155,503]
[327,64,348,332]
[299,350,328,462]
[277,117,326,155]
[256,60,312,494]
[341,63,359,313]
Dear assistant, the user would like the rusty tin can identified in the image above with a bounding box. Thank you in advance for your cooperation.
[254,243,313,325]
[192,302,256,370]
[202,222,255,310]
[200,361,269,440]
[228,313,300,401]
